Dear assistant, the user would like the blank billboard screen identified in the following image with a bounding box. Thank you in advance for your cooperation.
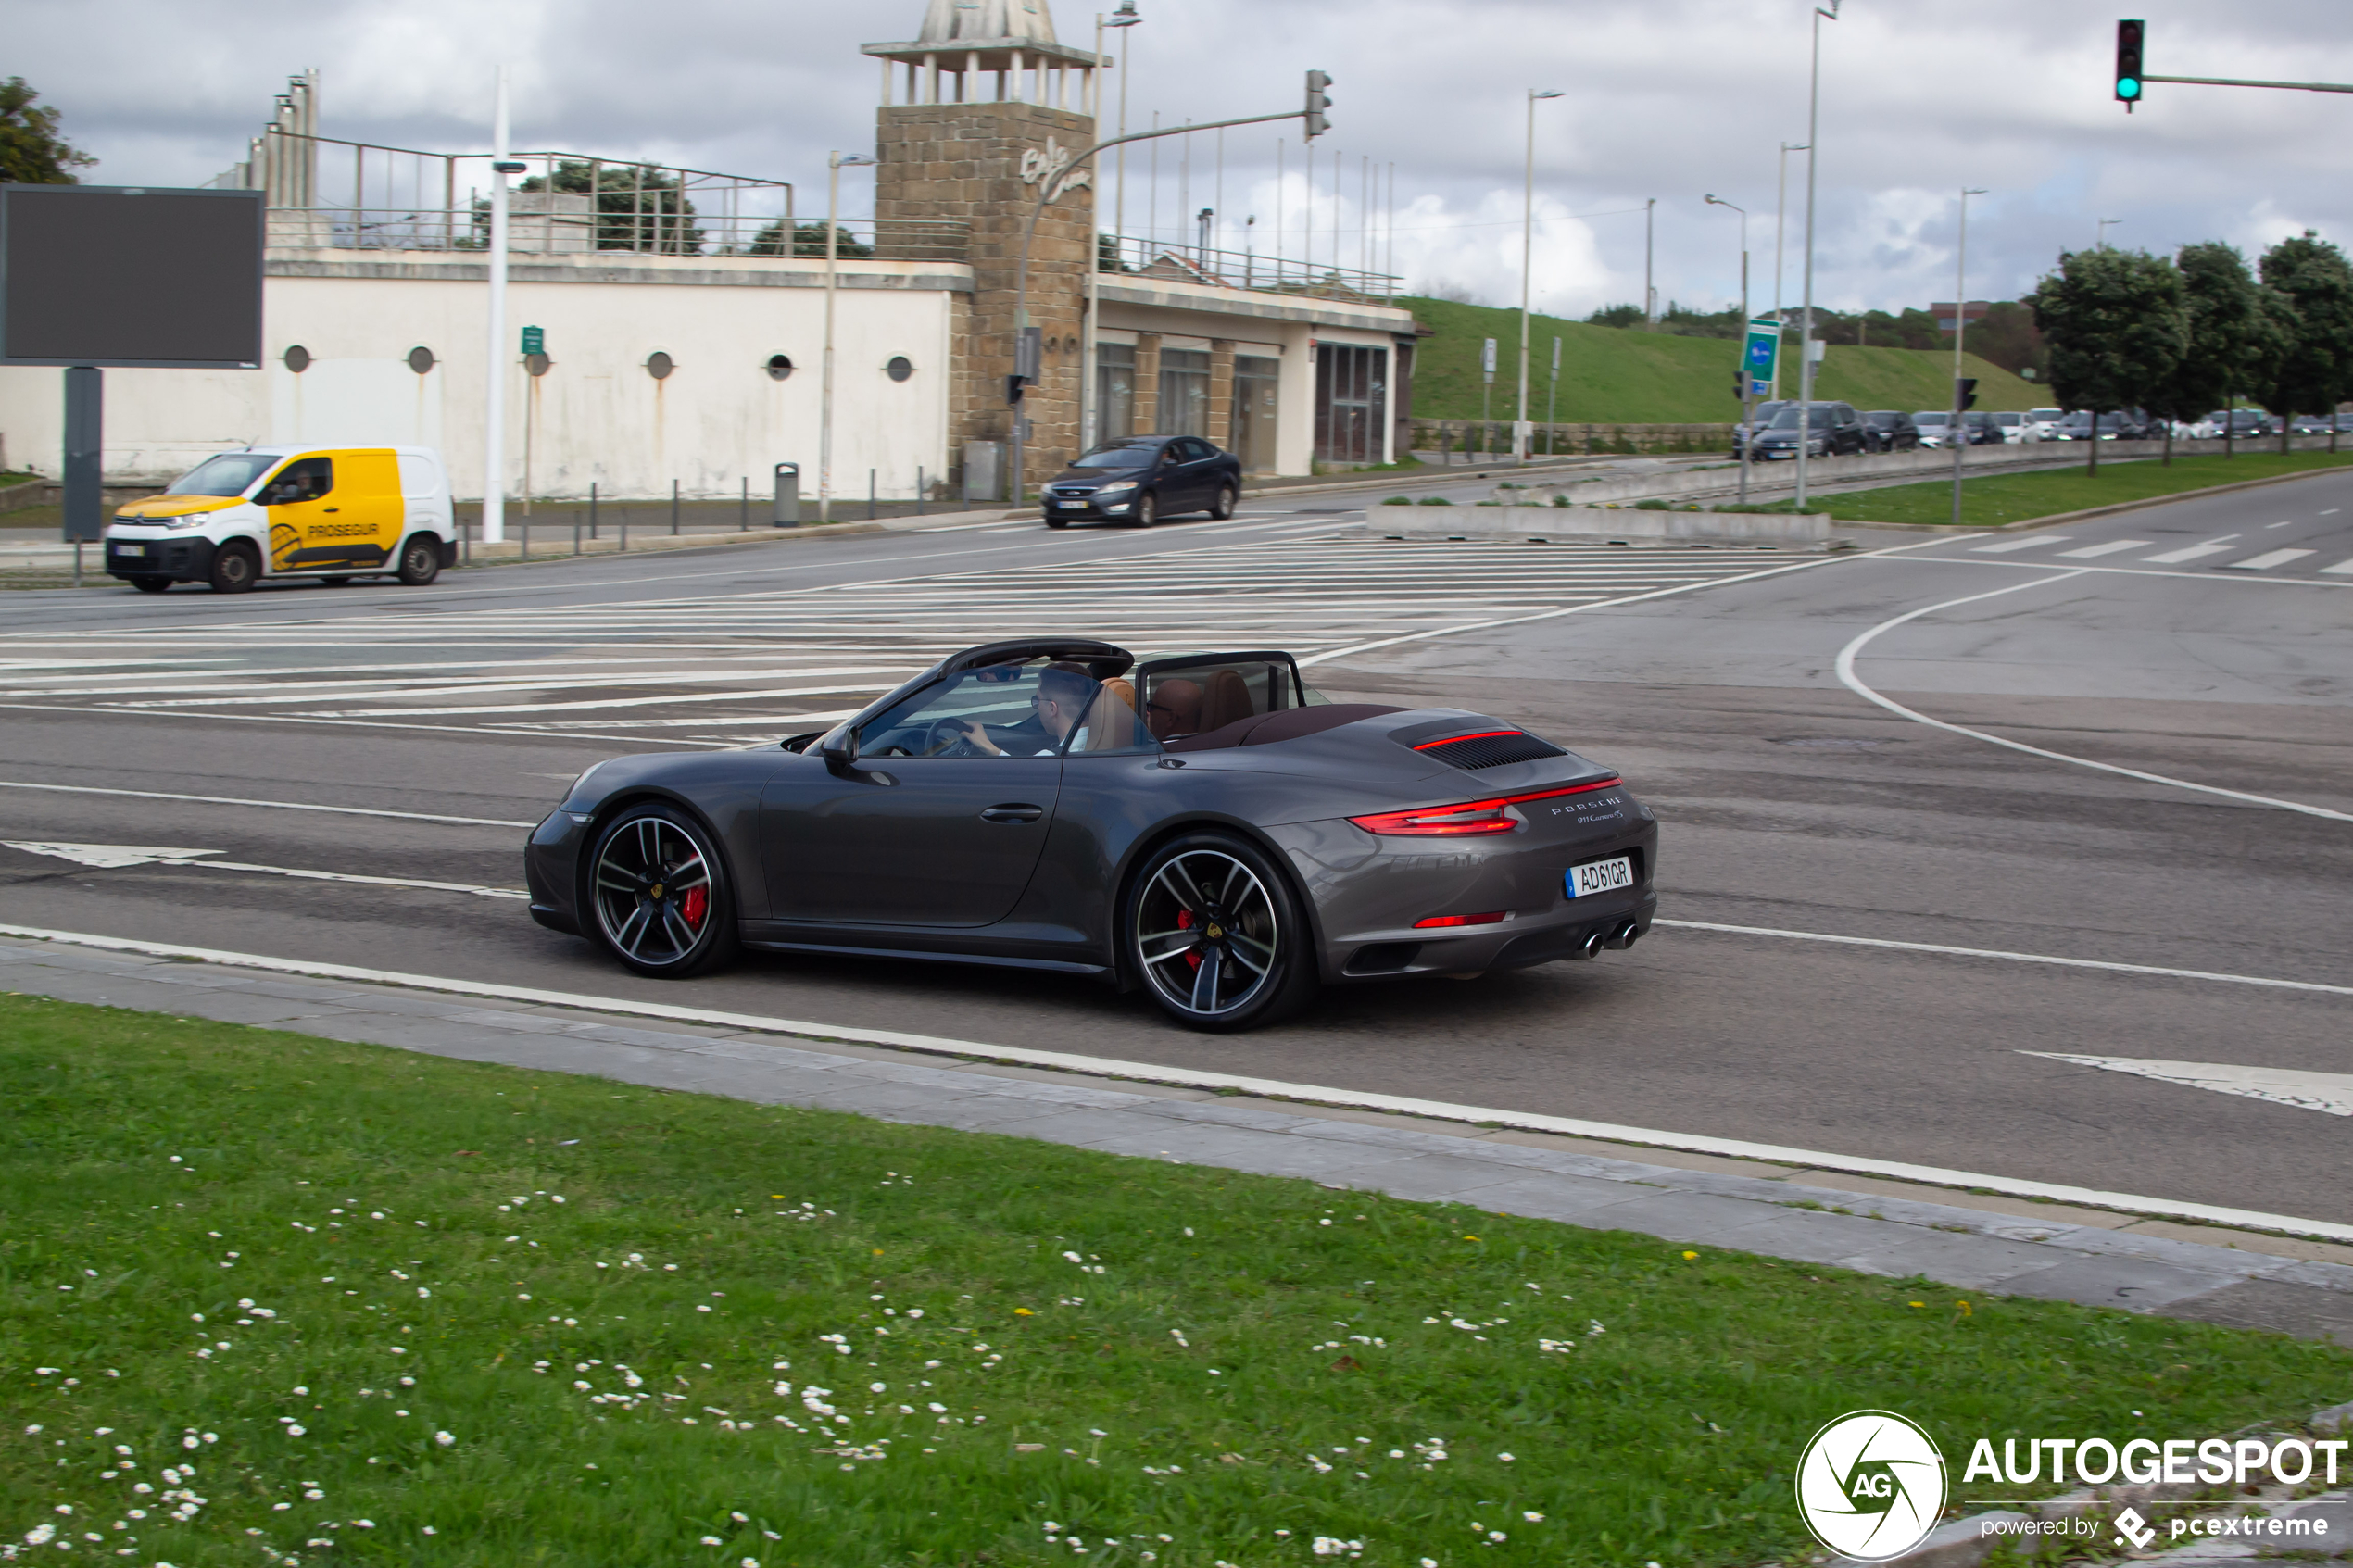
[1,185,265,368]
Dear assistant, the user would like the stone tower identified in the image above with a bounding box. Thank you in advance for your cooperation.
[862,2,1101,499]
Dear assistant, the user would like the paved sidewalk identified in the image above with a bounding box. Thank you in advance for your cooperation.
[6,931,2350,1348]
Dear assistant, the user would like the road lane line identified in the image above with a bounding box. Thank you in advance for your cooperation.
[2324,558,2353,576]
[1833,572,2353,823]
[2055,539,2150,558]
[1654,918,2353,997]
[1969,535,2070,553]
[3,921,2347,1243]
[0,779,536,828]
[0,842,530,898]
[2226,548,2317,571]
[0,701,729,747]
[2143,538,2239,564]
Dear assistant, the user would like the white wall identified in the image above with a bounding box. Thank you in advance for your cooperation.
[0,252,964,502]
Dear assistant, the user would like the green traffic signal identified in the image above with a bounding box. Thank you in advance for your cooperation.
[2115,19,2145,107]
[2116,76,2141,99]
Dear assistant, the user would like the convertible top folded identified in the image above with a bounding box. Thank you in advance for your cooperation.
[1163,703,1405,754]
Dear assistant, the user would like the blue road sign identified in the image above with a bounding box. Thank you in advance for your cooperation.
[1743,317,1780,387]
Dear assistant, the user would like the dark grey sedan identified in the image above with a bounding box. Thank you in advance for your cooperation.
[525,639,1658,1032]
[1040,436,1242,527]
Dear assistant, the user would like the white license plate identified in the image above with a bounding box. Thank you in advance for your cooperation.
[116,544,145,557]
[1566,856,1634,897]
[1056,499,1088,508]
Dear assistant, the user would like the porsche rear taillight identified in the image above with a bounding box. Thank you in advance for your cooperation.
[1414,910,1509,928]
[1347,777,1622,837]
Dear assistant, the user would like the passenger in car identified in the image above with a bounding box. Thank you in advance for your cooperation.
[1145,678,1202,739]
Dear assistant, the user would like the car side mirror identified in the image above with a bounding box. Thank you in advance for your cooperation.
[820,730,859,776]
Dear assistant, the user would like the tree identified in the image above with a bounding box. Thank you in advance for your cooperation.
[1,77,95,183]
[2146,243,2262,465]
[2028,247,2187,473]
[748,220,873,258]
[2255,230,2353,454]
[517,161,704,253]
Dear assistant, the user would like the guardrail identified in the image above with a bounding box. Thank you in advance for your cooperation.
[265,208,974,265]
[1097,233,1399,304]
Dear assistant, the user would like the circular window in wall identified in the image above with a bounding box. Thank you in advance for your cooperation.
[1045,335,1061,354]
[283,345,311,373]
[647,351,675,380]
[524,352,552,378]
[407,345,435,374]
[885,355,914,383]
[765,353,795,381]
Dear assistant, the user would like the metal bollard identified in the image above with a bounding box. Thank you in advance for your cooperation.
[869,468,876,521]
[671,480,680,535]
[740,476,749,532]
[916,465,926,517]
[620,506,628,552]
[520,515,528,560]
[572,512,581,556]
[589,482,598,541]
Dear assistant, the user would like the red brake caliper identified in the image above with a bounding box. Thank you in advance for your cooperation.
[1177,908,1202,970]
[681,886,709,929]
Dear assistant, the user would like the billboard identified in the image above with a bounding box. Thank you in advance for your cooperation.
[0,184,265,368]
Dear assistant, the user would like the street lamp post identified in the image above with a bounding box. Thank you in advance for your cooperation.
[1516,88,1564,463]
[1773,140,1806,402]
[1950,186,1988,526]
[481,69,522,547]
[1793,0,1839,512]
[819,150,878,526]
[1705,194,1751,504]
[1081,3,1140,451]
[2096,215,2122,250]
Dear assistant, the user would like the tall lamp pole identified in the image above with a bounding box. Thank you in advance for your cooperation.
[818,150,878,526]
[1793,0,1839,511]
[1705,194,1750,503]
[1773,140,1806,402]
[1516,88,1564,463]
[1081,3,1140,451]
[1950,186,1988,526]
[2096,215,2122,250]
[482,69,523,547]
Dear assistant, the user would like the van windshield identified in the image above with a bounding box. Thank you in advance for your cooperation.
[168,454,279,497]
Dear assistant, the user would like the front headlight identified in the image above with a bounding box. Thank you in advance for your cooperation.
[1094,481,1137,497]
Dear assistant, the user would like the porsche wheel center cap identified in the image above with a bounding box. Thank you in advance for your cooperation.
[648,884,665,898]
[1204,923,1225,940]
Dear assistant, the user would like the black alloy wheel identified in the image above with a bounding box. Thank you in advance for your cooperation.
[1130,491,1158,529]
[396,534,442,586]
[130,577,172,594]
[1209,482,1237,520]
[1126,830,1318,1032]
[207,542,259,594]
[586,803,740,978]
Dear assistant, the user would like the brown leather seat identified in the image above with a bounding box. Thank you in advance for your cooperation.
[1085,678,1139,749]
[1195,668,1253,733]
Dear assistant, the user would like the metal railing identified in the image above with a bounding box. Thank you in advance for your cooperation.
[1096,232,1399,303]
[265,208,973,264]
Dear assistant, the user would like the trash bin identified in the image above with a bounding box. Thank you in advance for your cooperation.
[963,441,1002,507]
[773,462,800,527]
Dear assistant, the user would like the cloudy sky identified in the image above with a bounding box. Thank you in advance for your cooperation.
[14,0,2353,318]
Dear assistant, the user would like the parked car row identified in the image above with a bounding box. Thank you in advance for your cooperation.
[1730,401,2352,460]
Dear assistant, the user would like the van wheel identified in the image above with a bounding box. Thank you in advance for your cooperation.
[130,577,172,594]
[207,543,259,594]
[396,535,442,586]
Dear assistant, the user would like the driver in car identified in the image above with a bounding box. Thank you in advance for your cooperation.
[943,661,1096,756]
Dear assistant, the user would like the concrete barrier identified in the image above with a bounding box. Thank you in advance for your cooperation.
[1353,504,1831,546]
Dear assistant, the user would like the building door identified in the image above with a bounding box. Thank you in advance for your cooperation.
[1158,348,1210,436]
[1094,343,1135,445]
[1314,344,1389,465]
[1232,355,1279,471]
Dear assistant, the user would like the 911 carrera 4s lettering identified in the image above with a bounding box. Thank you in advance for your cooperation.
[524,639,1658,1031]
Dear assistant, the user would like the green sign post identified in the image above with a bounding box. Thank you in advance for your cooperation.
[1743,316,1780,398]
[521,325,545,356]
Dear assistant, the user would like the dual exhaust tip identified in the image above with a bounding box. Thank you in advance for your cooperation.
[1578,920,1642,960]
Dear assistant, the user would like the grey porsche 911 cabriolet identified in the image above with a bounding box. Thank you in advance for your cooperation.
[525,638,1657,1032]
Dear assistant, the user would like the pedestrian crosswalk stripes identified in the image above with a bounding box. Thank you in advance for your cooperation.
[0,537,1806,746]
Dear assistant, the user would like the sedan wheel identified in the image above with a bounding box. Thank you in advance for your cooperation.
[587,804,740,978]
[1208,482,1238,521]
[1130,492,1158,529]
[1126,831,1318,1031]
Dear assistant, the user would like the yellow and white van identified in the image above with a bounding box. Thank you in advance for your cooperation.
[104,445,456,594]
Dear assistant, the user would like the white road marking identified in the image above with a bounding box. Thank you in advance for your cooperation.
[0,780,536,828]
[1832,572,2353,822]
[1969,535,2070,554]
[2055,539,2150,558]
[5,921,2347,1244]
[2225,548,2317,571]
[2267,521,2296,529]
[2324,558,2353,576]
[2020,1053,2353,1117]
[0,841,528,899]
[2142,537,2239,564]
[1656,919,2353,997]
[2322,508,2341,516]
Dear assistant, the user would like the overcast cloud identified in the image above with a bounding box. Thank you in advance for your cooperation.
[13,0,2353,318]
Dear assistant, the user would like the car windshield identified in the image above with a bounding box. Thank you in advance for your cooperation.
[1071,445,1158,470]
[1765,407,1838,428]
[167,453,279,497]
[1915,412,1949,426]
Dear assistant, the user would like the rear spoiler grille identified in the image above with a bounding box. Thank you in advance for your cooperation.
[1413,730,1569,771]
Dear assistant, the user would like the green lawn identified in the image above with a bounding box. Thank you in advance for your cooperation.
[5,995,2347,1567]
[1399,297,2041,424]
[1823,449,2353,527]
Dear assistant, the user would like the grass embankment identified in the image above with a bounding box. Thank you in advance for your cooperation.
[1826,449,2353,527]
[5,995,2347,1567]
[1398,296,2041,423]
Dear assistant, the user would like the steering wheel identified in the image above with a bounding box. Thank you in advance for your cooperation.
[925,717,988,758]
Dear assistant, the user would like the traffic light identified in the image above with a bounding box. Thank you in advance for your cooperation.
[1304,70,1332,139]
[1957,377,1979,411]
[2115,19,2145,108]
[1732,371,1746,402]
[1006,374,1026,407]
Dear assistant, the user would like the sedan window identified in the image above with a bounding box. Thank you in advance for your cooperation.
[1072,445,1157,469]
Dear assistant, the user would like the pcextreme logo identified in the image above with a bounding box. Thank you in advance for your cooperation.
[1795,1410,1950,1562]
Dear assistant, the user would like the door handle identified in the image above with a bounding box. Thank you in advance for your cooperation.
[978,803,1044,824]
[322,507,339,512]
